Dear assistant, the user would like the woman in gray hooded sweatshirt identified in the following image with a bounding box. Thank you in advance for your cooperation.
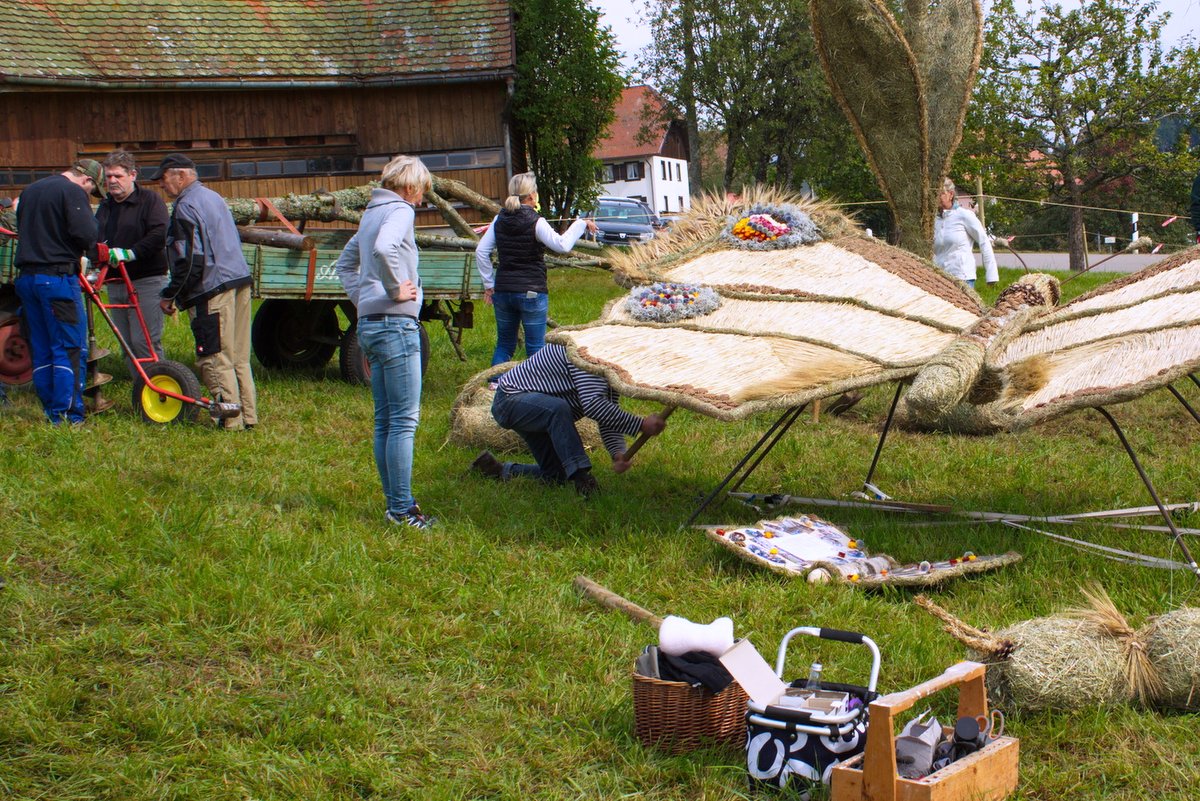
[335,155,434,529]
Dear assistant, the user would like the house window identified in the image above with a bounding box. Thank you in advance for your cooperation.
[602,163,616,182]
[626,161,641,180]
[661,161,668,180]
[675,163,682,181]
[663,195,669,212]
[679,195,684,209]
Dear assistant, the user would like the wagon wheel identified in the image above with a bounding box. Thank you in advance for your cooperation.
[338,320,430,385]
[132,360,201,424]
[0,315,31,385]
[251,299,339,369]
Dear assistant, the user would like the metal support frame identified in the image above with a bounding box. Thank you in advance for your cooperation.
[686,379,1200,582]
[1093,407,1200,581]
[681,403,808,529]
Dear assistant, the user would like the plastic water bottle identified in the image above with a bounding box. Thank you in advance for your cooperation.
[805,662,823,690]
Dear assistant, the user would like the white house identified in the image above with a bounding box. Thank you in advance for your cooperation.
[594,85,691,216]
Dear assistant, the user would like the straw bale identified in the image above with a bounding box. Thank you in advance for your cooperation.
[1065,247,1200,314]
[449,363,602,454]
[981,616,1130,711]
[1144,607,1200,710]
[601,296,957,366]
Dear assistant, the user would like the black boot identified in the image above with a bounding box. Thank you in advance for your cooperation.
[470,450,505,480]
[571,468,600,498]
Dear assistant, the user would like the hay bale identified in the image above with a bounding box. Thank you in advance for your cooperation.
[1145,607,1200,710]
[449,363,603,454]
[978,617,1129,712]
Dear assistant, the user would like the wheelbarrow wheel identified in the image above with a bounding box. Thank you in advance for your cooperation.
[132,360,201,424]
[0,314,32,386]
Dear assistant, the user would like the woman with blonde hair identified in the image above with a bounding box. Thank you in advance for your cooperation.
[933,177,997,289]
[335,155,435,528]
[474,172,597,365]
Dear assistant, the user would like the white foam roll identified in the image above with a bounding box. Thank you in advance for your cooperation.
[658,615,735,656]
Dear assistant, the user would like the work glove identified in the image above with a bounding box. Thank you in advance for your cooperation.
[108,247,135,264]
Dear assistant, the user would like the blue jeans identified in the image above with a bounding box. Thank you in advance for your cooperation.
[15,273,88,424]
[491,290,548,366]
[357,316,423,515]
[491,389,590,482]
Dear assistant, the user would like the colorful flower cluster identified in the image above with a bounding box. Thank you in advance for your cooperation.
[625,282,721,323]
[731,213,791,242]
[720,203,823,251]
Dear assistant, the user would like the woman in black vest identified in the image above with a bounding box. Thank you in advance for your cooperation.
[474,172,597,366]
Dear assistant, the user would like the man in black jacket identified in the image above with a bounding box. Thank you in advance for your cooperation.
[13,160,103,423]
[95,150,170,374]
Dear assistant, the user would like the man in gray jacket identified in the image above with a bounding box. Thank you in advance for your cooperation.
[158,153,257,430]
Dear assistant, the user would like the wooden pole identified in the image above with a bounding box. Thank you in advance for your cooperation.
[620,405,676,464]
[237,226,313,251]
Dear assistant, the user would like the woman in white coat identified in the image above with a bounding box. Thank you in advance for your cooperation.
[933,178,997,289]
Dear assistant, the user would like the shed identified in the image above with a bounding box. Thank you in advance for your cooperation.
[0,0,516,226]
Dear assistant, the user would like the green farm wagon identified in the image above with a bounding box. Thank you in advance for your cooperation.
[0,230,483,388]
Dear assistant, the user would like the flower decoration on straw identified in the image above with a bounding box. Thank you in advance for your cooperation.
[626,282,721,323]
[720,203,822,250]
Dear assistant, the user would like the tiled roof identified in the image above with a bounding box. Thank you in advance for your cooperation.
[595,85,671,160]
[0,1,514,85]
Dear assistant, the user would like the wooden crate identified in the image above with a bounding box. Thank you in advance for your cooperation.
[830,662,1018,801]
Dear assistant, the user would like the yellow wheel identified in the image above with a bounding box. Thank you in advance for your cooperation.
[131,360,200,424]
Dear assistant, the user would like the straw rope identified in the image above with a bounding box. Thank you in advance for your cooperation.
[914,595,1013,657]
[600,296,956,366]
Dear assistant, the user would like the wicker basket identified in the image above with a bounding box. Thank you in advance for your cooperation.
[632,671,749,754]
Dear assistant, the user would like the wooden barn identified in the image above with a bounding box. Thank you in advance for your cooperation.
[0,0,516,227]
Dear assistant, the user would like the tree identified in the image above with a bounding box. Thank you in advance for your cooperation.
[637,0,884,220]
[510,0,624,226]
[956,0,1200,270]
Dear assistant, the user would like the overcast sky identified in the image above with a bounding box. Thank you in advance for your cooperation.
[591,0,1198,76]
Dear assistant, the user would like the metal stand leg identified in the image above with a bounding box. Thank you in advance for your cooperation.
[863,382,905,490]
[1095,407,1200,583]
[682,404,807,529]
[1167,384,1200,426]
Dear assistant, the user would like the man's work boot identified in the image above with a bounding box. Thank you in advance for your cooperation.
[470,450,505,480]
[571,468,600,498]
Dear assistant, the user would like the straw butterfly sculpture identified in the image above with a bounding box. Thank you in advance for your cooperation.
[546,189,1200,436]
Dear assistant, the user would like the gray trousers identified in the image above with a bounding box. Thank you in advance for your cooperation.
[106,274,168,377]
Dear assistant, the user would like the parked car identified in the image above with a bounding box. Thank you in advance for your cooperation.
[589,196,657,245]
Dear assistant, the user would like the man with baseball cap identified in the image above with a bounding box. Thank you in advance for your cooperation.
[158,153,258,429]
[13,159,104,424]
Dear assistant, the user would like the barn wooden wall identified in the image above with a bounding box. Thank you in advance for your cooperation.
[0,82,508,165]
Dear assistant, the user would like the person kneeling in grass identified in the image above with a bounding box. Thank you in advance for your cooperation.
[470,343,667,497]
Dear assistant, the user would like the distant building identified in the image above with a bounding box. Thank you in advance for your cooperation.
[0,1,515,227]
[594,85,690,216]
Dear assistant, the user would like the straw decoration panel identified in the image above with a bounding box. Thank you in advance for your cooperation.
[1013,325,1200,419]
[658,244,980,329]
[1064,248,1200,315]
[601,296,958,366]
[562,325,887,419]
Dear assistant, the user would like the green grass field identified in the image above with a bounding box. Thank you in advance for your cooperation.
[1,266,1197,800]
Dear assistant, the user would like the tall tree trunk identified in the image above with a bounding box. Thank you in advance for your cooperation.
[1065,178,1088,272]
[681,0,701,193]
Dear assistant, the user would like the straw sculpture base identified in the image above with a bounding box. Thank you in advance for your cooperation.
[449,362,603,454]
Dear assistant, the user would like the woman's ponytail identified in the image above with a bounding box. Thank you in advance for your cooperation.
[504,172,538,213]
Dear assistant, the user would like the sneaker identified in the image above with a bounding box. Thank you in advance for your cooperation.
[470,450,505,480]
[386,505,436,529]
[571,469,600,498]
